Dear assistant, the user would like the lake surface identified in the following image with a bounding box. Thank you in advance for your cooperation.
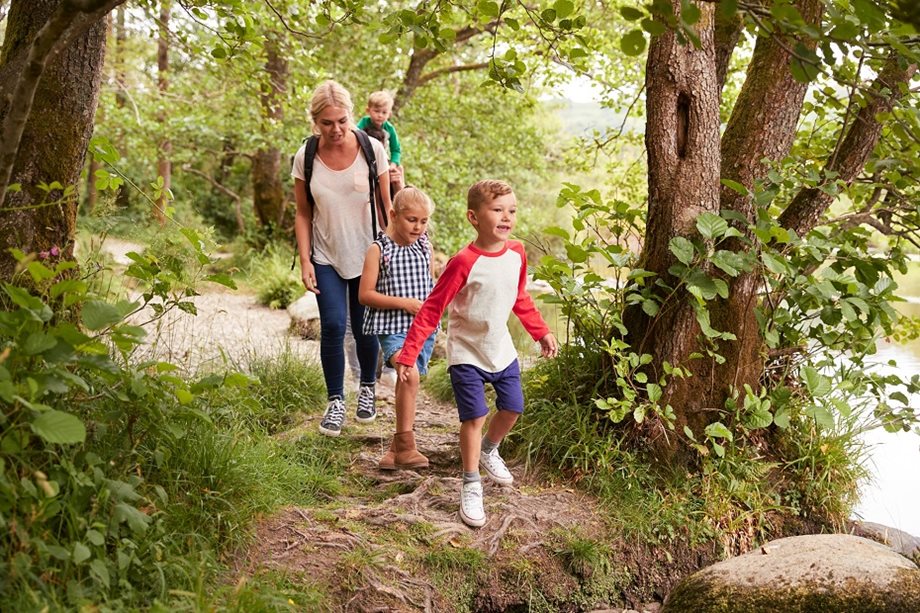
[853,265,920,536]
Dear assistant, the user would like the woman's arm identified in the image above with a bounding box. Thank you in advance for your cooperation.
[358,243,423,313]
[293,178,317,293]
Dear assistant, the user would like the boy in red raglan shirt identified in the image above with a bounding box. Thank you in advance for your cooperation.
[395,179,558,528]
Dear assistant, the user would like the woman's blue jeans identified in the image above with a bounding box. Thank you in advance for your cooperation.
[313,262,379,398]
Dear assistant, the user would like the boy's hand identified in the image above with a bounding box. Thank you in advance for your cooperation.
[538,333,558,359]
[395,362,414,383]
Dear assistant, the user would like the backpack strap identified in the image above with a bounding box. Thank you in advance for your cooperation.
[353,128,388,235]
[301,135,320,207]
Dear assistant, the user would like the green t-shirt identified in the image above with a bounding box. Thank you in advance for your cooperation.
[356,116,401,165]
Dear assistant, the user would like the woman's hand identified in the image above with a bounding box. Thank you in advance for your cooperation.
[301,261,319,294]
[538,333,558,359]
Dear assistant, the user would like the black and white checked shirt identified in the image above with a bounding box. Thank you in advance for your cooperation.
[363,232,436,335]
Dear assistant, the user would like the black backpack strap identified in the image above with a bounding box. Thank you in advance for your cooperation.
[301,135,319,207]
[353,129,387,235]
[292,135,320,271]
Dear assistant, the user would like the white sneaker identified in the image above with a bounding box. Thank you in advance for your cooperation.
[479,447,513,485]
[459,481,485,528]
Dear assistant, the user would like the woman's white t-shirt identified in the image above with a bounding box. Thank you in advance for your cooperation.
[292,136,388,279]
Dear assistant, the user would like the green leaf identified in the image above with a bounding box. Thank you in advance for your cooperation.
[73,542,91,565]
[804,404,834,429]
[696,212,728,240]
[669,236,695,265]
[31,410,86,444]
[620,30,647,56]
[554,0,574,19]
[114,503,150,535]
[90,559,110,588]
[720,178,749,195]
[82,301,124,331]
[620,6,644,21]
[801,366,831,397]
[704,421,733,441]
[23,332,58,355]
[773,407,791,428]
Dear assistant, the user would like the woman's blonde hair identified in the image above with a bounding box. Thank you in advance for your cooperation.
[392,186,434,216]
[309,80,354,134]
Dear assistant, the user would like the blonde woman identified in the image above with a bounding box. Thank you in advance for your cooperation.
[292,80,391,436]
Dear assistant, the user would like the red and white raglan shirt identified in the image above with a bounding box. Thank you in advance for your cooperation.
[396,240,550,373]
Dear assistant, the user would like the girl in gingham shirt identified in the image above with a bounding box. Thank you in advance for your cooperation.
[359,187,439,470]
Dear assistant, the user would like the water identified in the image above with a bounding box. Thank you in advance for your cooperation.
[852,265,920,536]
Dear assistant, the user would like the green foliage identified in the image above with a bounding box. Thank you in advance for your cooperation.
[0,229,351,608]
[421,359,455,404]
[246,244,304,310]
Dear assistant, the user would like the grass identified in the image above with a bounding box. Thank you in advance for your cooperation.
[509,345,865,549]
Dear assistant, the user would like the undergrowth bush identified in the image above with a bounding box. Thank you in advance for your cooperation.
[0,232,344,609]
[246,244,304,310]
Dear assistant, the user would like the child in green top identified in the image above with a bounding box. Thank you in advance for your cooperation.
[357,91,403,192]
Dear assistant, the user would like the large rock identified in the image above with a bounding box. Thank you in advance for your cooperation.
[287,293,320,340]
[853,521,920,562]
[662,534,920,612]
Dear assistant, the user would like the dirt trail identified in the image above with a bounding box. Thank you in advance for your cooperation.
[242,380,643,612]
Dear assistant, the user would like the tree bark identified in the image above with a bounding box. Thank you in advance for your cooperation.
[625,0,721,452]
[154,0,170,224]
[252,34,288,232]
[0,0,113,282]
[696,0,825,428]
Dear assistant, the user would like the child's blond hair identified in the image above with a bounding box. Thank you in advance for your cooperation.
[367,90,394,110]
[393,186,434,216]
[467,179,513,210]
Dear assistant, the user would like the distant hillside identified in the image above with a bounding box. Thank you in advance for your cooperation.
[547,99,644,137]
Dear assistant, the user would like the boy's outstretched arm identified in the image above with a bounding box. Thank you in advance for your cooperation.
[539,333,558,359]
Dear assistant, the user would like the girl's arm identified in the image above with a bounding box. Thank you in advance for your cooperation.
[358,244,422,313]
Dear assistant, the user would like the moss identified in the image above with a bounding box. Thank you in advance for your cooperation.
[663,568,920,612]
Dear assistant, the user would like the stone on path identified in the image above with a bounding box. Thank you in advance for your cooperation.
[287,293,320,340]
[662,533,920,612]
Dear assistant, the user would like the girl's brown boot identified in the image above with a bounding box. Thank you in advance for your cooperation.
[378,438,397,470]
[393,431,429,469]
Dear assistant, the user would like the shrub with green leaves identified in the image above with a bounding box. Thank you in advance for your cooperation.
[0,230,260,608]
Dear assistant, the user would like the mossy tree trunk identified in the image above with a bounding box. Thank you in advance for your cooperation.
[252,34,288,233]
[154,0,170,225]
[0,0,116,283]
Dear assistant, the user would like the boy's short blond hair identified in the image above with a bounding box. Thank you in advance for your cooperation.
[393,186,434,216]
[467,179,514,210]
[368,90,394,110]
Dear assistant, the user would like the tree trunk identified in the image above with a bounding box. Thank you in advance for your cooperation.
[624,1,720,454]
[690,0,825,439]
[85,151,98,212]
[154,0,170,224]
[0,0,109,282]
[252,35,288,232]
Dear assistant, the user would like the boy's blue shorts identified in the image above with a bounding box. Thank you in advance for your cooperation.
[379,331,437,375]
[448,359,524,422]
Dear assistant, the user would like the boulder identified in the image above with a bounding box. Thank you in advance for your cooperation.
[287,293,320,340]
[853,521,920,562]
[662,534,920,612]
